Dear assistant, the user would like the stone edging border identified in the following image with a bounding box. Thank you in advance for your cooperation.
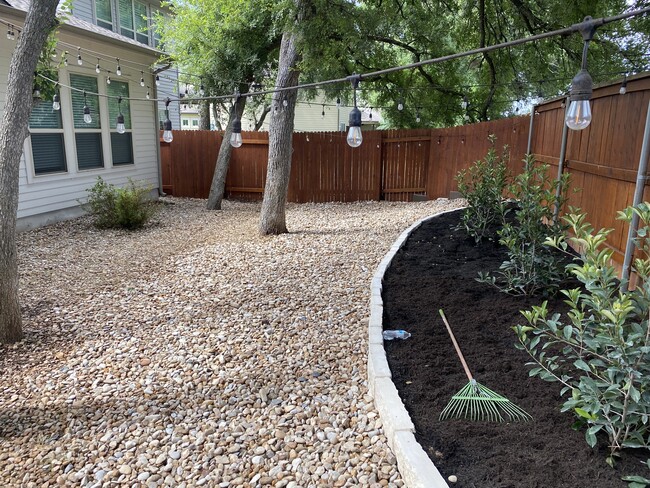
[368,209,462,488]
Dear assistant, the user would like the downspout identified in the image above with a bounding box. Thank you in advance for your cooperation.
[553,97,570,223]
[153,65,169,197]
[621,100,650,291]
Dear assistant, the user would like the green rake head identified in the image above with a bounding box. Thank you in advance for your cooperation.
[439,379,533,423]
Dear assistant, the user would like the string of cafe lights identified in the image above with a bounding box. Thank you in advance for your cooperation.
[9,7,650,146]
[4,11,639,106]
[1,12,647,98]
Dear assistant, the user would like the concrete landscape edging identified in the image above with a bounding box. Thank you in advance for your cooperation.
[368,209,463,488]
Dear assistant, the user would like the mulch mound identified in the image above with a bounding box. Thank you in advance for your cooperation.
[382,209,647,488]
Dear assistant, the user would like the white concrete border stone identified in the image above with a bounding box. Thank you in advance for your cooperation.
[368,209,463,488]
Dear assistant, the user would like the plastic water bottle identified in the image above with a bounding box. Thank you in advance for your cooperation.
[382,330,411,340]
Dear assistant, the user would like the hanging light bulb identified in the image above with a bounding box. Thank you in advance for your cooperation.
[397,99,404,111]
[77,47,83,65]
[116,97,126,134]
[461,95,469,110]
[162,98,173,143]
[185,85,189,97]
[83,106,92,124]
[230,94,243,148]
[6,25,12,40]
[415,107,421,123]
[155,75,160,86]
[52,89,60,111]
[51,51,57,59]
[336,96,341,108]
[368,108,373,120]
[619,75,628,95]
[321,105,325,118]
[565,16,597,131]
[106,73,111,85]
[116,58,121,76]
[347,75,362,148]
[199,80,205,96]
[146,87,150,100]
[282,97,288,108]
[33,88,41,100]
[96,58,101,74]
[63,52,69,67]
[140,71,145,87]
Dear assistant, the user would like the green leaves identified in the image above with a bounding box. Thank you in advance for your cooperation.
[517,202,650,464]
[480,156,570,297]
[456,141,509,243]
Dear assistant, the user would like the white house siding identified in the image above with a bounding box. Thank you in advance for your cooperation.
[71,0,94,24]
[0,23,161,230]
[156,67,180,129]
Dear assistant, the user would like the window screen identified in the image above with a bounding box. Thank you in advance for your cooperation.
[31,134,67,175]
[119,0,134,38]
[95,0,113,29]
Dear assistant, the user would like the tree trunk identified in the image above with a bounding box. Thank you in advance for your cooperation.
[259,30,301,235]
[254,104,272,131]
[211,102,223,131]
[206,97,247,210]
[0,0,59,343]
[199,99,210,130]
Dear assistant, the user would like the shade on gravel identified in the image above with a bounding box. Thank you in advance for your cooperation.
[1,197,463,488]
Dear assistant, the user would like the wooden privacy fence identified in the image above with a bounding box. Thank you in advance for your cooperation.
[161,116,530,203]
[531,73,650,265]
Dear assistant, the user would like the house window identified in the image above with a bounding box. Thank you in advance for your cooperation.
[95,0,113,30]
[182,119,189,127]
[192,119,198,127]
[118,0,150,43]
[134,2,149,44]
[107,81,134,166]
[29,100,67,175]
[70,74,104,170]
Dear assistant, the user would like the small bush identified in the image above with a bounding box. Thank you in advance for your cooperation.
[456,134,509,242]
[515,204,650,466]
[83,177,156,230]
[478,155,569,296]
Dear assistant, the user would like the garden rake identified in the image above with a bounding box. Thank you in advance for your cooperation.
[438,309,532,423]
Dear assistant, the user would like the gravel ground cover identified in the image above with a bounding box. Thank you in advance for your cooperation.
[1,197,462,488]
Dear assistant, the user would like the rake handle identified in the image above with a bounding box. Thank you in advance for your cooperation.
[439,309,474,383]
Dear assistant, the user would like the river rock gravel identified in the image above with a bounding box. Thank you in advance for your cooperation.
[1,197,463,487]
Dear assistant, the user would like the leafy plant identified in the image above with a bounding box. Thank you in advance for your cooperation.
[82,177,157,230]
[479,155,569,296]
[455,134,509,242]
[514,204,650,467]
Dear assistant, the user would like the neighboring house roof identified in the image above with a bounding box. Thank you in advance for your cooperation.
[2,0,161,56]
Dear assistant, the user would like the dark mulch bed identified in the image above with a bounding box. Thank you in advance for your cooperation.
[382,208,647,488]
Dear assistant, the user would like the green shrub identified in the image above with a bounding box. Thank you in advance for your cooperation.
[478,155,569,296]
[456,134,509,242]
[82,177,156,230]
[515,204,650,466]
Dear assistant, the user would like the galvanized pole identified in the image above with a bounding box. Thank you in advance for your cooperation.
[621,100,650,291]
[526,104,536,155]
[553,97,570,223]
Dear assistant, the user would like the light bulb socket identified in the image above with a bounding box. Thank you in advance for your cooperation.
[163,118,172,132]
[569,68,593,102]
[83,105,90,115]
[348,107,361,128]
[232,118,242,134]
[117,113,125,125]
